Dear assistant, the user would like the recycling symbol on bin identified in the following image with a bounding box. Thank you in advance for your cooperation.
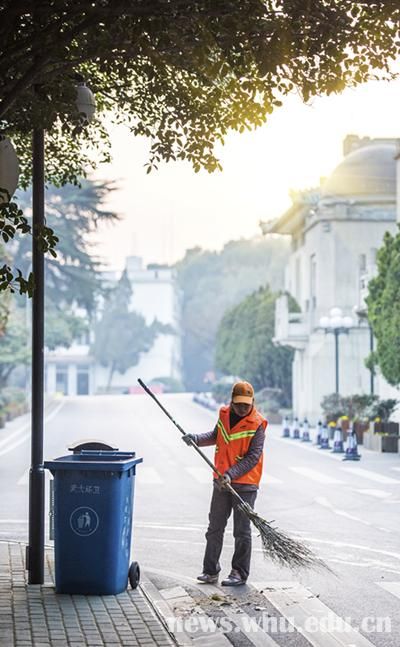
[70,507,99,537]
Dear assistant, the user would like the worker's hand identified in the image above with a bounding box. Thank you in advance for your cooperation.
[218,473,231,490]
[182,433,197,446]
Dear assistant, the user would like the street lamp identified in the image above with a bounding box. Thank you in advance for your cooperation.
[76,82,97,123]
[319,307,353,394]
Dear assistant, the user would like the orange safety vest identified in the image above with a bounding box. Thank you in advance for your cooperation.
[214,405,268,486]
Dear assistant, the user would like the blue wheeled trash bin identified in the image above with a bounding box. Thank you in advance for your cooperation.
[44,446,143,595]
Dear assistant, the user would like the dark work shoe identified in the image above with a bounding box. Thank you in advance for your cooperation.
[197,573,219,584]
[221,569,246,586]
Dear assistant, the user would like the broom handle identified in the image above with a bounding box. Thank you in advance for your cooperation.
[137,379,246,506]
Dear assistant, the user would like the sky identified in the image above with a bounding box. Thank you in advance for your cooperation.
[91,77,400,270]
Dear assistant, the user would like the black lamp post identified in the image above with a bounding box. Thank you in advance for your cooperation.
[28,127,46,584]
[319,308,353,395]
[27,82,96,584]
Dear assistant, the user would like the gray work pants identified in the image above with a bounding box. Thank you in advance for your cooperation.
[202,483,257,580]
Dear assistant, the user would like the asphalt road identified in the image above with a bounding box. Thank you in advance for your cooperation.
[0,394,399,647]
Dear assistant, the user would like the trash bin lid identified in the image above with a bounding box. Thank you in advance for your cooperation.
[44,450,143,472]
[68,440,119,453]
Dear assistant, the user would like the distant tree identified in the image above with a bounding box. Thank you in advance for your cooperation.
[11,180,118,349]
[320,392,398,423]
[92,270,165,390]
[16,180,118,311]
[0,244,12,334]
[215,285,295,405]
[0,303,29,388]
[2,1,400,290]
[366,227,400,386]
[45,305,88,351]
[176,237,290,390]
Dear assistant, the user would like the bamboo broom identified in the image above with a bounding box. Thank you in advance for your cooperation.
[138,379,332,573]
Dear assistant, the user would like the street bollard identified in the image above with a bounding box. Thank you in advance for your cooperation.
[301,417,311,442]
[319,423,330,449]
[331,425,345,453]
[282,415,290,438]
[343,424,361,461]
[315,420,323,446]
[292,416,300,439]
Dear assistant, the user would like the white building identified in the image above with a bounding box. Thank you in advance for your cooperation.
[261,135,398,422]
[45,256,182,395]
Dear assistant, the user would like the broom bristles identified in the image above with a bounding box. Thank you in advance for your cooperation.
[238,502,332,573]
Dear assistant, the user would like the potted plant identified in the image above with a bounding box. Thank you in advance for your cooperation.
[363,399,399,452]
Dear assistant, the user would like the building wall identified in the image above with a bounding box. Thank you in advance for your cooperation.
[45,256,182,395]
[279,202,397,422]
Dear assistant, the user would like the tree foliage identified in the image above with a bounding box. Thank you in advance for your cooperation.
[2,1,400,289]
[320,392,398,423]
[15,180,119,311]
[176,236,289,390]
[12,179,118,350]
[92,270,165,390]
[366,227,400,386]
[0,243,12,332]
[215,285,295,405]
[2,1,400,179]
[0,301,29,388]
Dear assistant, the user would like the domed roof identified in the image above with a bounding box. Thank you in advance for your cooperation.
[321,143,397,197]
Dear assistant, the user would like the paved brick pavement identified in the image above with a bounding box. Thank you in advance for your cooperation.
[0,542,176,647]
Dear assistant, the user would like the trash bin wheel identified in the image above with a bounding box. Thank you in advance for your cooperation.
[129,561,140,589]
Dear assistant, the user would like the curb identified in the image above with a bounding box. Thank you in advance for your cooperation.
[140,575,233,646]
[140,574,191,646]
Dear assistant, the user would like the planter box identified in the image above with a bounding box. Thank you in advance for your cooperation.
[352,422,369,445]
[363,431,399,452]
[372,421,399,435]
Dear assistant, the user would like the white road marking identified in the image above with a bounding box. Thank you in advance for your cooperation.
[0,400,65,457]
[272,435,343,461]
[341,467,400,485]
[353,489,392,499]
[253,581,376,647]
[290,466,344,484]
[261,473,283,485]
[377,582,400,599]
[183,466,283,485]
[136,467,163,484]
[327,558,400,576]
[286,536,400,562]
[314,496,375,529]
[185,466,212,484]
[222,606,281,647]
[137,522,204,531]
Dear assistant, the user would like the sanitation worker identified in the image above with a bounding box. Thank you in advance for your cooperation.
[182,381,267,586]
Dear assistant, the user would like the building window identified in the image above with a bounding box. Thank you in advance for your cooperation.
[310,254,317,309]
[359,254,367,273]
[295,257,302,303]
[56,365,68,395]
[77,365,90,395]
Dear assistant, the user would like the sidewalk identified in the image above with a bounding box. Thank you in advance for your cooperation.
[0,541,176,647]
